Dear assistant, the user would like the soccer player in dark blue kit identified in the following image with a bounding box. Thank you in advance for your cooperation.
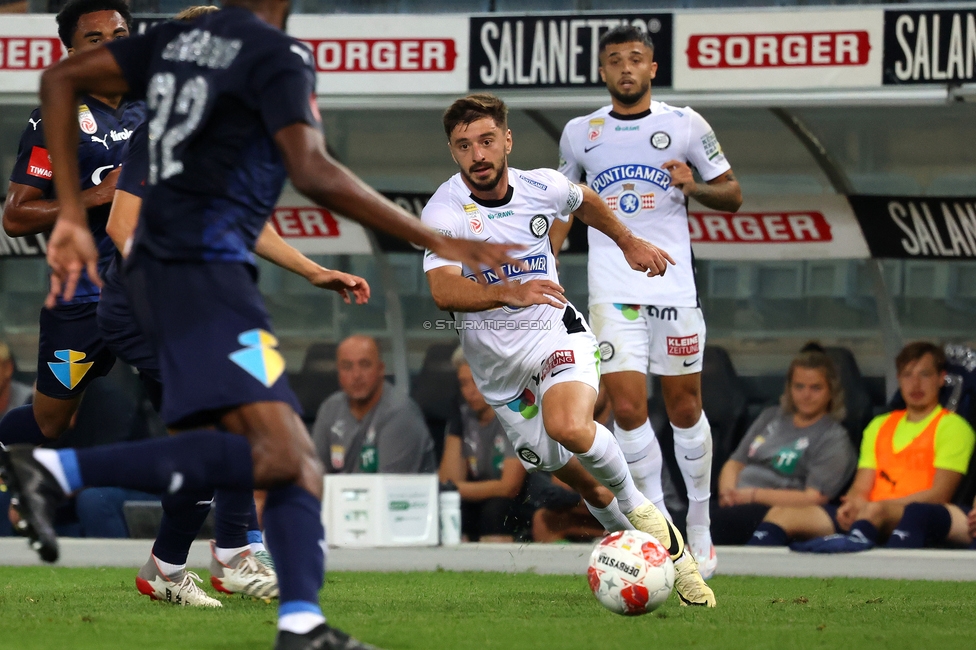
[1,1,516,648]
[0,0,139,446]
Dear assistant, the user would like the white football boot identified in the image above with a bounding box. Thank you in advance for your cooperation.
[136,556,222,607]
[209,540,279,602]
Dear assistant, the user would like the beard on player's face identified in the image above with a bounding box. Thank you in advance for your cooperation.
[608,77,651,107]
[463,158,508,192]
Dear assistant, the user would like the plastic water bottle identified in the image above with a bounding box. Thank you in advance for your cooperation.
[439,485,461,546]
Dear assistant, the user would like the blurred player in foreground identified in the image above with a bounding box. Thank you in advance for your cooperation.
[1,2,516,649]
[423,93,715,607]
[100,4,369,607]
[552,26,742,578]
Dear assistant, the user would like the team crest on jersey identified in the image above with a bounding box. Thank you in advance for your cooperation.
[228,329,285,387]
[605,183,655,217]
[650,131,671,149]
[529,215,549,238]
[78,104,97,135]
[48,349,94,390]
[587,118,605,142]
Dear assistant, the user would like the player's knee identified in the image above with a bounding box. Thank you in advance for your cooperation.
[667,398,702,430]
[545,413,593,451]
[251,445,303,487]
[32,408,68,440]
[611,398,647,430]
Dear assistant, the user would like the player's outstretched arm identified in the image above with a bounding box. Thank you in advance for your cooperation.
[573,185,675,278]
[426,266,566,313]
[664,162,742,213]
[39,47,129,306]
[273,123,521,280]
[253,222,370,304]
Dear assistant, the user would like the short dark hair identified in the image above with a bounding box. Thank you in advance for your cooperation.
[442,93,508,139]
[895,341,947,374]
[56,0,132,49]
[598,25,655,59]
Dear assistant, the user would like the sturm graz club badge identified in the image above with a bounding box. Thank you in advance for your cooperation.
[598,341,615,361]
[650,131,671,149]
[529,214,549,238]
[518,448,541,465]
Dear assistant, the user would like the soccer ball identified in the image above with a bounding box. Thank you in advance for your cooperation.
[587,530,674,616]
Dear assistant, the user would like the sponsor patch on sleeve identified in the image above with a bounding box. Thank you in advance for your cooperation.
[26,146,52,180]
[701,130,723,161]
[565,183,583,213]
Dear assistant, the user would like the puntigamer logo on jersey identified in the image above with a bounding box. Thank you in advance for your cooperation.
[466,254,547,284]
[591,165,672,194]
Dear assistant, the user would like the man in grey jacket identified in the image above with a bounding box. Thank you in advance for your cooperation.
[311,335,435,474]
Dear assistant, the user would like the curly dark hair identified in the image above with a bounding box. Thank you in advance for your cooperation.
[56,0,132,49]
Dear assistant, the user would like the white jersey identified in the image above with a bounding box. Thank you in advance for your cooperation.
[422,167,584,405]
[559,101,731,307]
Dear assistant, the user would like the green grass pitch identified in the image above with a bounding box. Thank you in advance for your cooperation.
[2,568,976,649]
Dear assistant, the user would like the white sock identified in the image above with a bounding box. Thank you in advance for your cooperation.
[576,422,644,514]
[249,542,266,555]
[614,420,671,521]
[673,413,713,528]
[584,499,631,532]
[214,544,250,564]
[152,555,186,577]
[278,612,326,634]
[32,449,70,495]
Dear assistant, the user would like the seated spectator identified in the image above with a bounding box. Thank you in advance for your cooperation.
[312,335,435,473]
[0,341,31,417]
[749,341,976,552]
[882,495,976,550]
[712,343,856,544]
[439,348,526,542]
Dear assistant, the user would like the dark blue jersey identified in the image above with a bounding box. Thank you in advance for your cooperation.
[104,7,319,263]
[116,120,148,199]
[8,97,145,304]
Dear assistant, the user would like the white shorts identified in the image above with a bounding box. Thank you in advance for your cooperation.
[491,317,601,473]
[588,302,706,377]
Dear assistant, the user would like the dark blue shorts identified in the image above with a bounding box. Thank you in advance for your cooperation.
[124,251,301,428]
[36,302,116,399]
[96,256,161,383]
[822,504,844,533]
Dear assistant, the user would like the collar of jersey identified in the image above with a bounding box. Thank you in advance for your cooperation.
[608,108,651,121]
[470,185,514,208]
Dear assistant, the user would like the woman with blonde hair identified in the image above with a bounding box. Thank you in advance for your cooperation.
[712,343,856,544]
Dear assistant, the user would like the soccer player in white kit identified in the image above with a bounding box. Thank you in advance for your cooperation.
[553,26,743,579]
[423,94,715,607]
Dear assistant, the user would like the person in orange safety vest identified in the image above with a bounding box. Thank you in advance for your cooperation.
[747,341,975,552]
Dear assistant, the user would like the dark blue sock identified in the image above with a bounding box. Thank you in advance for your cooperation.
[69,429,253,494]
[747,522,788,546]
[247,500,263,545]
[886,503,951,549]
[849,520,878,544]
[152,490,213,565]
[213,489,252,550]
[263,484,324,617]
[0,404,46,446]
